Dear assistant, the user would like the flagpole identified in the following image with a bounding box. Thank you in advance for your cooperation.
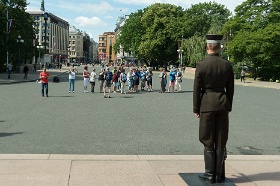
[6,0,9,76]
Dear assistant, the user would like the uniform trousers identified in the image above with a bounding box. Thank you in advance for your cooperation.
[199,110,229,151]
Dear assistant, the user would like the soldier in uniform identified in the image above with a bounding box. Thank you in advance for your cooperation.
[193,34,234,184]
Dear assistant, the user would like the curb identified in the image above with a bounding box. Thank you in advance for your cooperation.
[0,71,68,85]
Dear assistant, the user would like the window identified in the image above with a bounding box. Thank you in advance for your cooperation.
[72,41,75,45]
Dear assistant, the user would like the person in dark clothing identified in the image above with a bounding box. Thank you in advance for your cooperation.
[23,65,29,79]
[193,34,234,184]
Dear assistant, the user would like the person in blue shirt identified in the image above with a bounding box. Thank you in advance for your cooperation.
[168,68,176,92]
[140,68,147,90]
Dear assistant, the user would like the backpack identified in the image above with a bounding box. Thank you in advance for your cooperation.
[121,73,127,83]
[177,72,182,77]
[106,72,112,81]
[133,73,139,80]
[53,76,60,83]
[146,71,152,81]
[99,72,104,80]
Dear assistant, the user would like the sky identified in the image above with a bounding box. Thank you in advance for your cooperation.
[26,0,244,42]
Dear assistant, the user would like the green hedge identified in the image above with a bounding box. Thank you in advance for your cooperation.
[257,65,280,81]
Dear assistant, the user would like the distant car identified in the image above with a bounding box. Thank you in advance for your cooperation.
[72,63,80,66]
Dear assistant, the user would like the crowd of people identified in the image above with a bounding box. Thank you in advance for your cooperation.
[39,65,185,98]
[89,65,184,98]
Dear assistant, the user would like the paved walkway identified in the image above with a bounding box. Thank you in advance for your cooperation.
[0,154,279,186]
[1,66,280,185]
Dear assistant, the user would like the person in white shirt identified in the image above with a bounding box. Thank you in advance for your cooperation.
[119,69,127,94]
[175,68,183,91]
[90,68,97,93]
[68,67,77,93]
[127,68,133,93]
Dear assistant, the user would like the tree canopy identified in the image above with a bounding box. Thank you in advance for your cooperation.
[223,0,280,79]
[0,0,35,71]
[115,2,231,67]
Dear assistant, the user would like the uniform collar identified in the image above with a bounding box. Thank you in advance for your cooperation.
[208,53,219,56]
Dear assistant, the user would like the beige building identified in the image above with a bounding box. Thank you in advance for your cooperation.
[69,26,83,63]
[98,32,116,64]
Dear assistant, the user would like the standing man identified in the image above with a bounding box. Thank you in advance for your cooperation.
[23,65,29,79]
[193,34,234,184]
[240,69,245,83]
[39,67,50,97]
[103,67,112,98]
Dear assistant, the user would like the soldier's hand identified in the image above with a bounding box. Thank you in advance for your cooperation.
[194,113,200,118]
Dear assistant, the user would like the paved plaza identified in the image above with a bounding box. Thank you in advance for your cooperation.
[0,65,280,185]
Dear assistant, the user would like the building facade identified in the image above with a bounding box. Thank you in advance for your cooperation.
[98,32,116,64]
[27,10,69,64]
[69,26,83,63]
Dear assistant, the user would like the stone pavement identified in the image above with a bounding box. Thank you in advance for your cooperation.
[1,66,280,185]
[0,154,279,186]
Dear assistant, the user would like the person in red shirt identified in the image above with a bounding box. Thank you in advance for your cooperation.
[83,66,90,93]
[39,67,50,97]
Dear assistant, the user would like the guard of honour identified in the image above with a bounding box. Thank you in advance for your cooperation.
[193,34,234,184]
[38,33,234,184]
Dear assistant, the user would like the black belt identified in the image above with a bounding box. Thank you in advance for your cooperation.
[204,88,225,93]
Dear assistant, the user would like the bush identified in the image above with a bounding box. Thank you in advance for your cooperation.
[257,65,280,81]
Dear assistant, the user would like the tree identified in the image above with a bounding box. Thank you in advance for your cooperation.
[183,2,231,38]
[138,3,185,67]
[223,0,280,79]
[0,0,35,71]
[181,2,231,67]
[113,10,144,62]
[115,2,231,68]
[115,3,185,67]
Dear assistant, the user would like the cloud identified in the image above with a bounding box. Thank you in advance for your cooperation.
[48,1,115,14]
[105,15,114,19]
[73,16,107,28]
[114,0,241,12]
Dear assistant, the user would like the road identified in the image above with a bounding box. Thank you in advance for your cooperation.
[0,66,279,155]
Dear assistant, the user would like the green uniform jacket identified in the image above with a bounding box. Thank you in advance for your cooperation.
[193,53,234,113]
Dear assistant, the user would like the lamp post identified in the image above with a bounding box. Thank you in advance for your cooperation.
[37,45,43,68]
[177,48,184,67]
[43,12,48,53]
[16,35,24,71]
[67,46,70,66]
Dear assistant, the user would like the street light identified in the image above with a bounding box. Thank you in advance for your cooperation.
[43,12,48,53]
[177,48,184,67]
[37,45,43,67]
[16,35,24,69]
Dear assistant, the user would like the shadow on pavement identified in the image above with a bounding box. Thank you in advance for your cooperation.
[179,173,236,186]
[0,132,24,138]
[47,95,74,98]
[231,172,280,183]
